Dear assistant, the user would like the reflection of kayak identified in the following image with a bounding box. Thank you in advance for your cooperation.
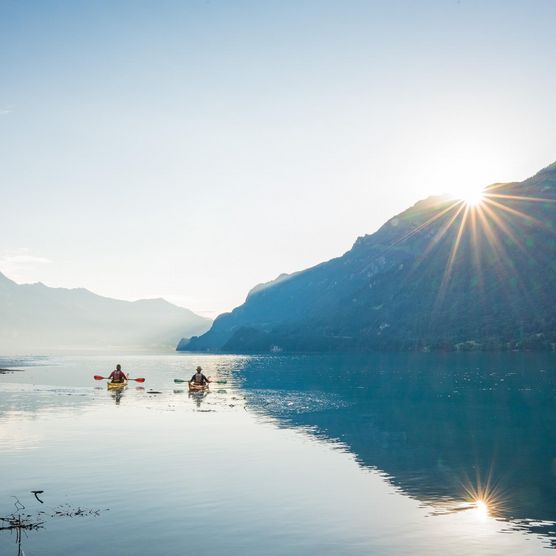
[189,382,208,392]
[107,380,128,390]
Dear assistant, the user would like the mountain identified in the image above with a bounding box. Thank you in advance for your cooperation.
[183,161,556,353]
[0,274,211,351]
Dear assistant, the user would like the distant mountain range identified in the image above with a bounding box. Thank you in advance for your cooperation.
[0,273,211,351]
[183,161,556,353]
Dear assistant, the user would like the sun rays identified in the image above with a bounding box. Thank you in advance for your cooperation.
[395,181,556,320]
[428,462,510,522]
[358,169,556,349]
[458,463,511,522]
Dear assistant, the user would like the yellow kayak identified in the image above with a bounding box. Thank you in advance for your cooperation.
[188,382,208,392]
[107,380,128,390]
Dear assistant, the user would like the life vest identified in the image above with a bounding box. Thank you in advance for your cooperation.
[111,369,126,382]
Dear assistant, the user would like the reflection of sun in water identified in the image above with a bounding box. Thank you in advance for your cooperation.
[474,499,489,520]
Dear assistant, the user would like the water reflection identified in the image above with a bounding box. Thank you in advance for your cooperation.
[189,389,210,409]
[1,495,106,556]
[2,352,555,552]
[236,353,556,545]
[475,500,489,520]
[110,389,124,405]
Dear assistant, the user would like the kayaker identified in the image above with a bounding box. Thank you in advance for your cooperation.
[189,366,210,386]
[108,364,127,384]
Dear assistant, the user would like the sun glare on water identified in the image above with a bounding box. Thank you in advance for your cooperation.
[474,499,489,520]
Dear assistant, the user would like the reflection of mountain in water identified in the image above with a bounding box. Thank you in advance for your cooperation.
[238,353,556,544]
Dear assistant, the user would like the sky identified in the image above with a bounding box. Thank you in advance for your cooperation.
[1,0,556,318]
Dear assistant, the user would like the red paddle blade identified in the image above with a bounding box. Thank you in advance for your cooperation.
[132,377,145,383]
[94,375,106,380]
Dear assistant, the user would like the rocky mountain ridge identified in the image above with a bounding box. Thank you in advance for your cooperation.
[182,161,556,353]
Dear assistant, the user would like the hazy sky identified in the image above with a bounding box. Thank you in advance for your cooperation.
[2,0,556,317]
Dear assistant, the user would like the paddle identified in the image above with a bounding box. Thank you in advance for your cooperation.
[94,375,145,383]
[174,378,227,384]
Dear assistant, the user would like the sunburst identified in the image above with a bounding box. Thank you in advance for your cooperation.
[392,178,556,320]
[460,188,485,207]
[458,464,509,521]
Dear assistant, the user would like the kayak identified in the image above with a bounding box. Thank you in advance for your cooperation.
[188,382,208,392]
[107,380,128,390]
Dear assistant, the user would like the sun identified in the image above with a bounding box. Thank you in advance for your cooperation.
[449,185,486,207]
[460,187,485,206]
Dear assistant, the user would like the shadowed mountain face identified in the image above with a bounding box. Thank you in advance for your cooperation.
[0,274,211,351]
[184,162,556,353]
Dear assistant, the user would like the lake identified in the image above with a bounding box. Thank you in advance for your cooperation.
[1,352,555,555]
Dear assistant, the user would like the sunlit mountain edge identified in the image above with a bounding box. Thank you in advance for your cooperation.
[184,161,556,353]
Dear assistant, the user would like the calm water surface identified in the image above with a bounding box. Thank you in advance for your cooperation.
[0,352,555,555]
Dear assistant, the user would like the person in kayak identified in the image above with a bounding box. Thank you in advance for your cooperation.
[108,364,127,383]
[189,366,210,386]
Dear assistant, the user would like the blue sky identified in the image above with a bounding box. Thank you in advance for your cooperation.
[1,0,556,317]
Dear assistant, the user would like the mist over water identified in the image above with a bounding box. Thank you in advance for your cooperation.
[1,353,554,555]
